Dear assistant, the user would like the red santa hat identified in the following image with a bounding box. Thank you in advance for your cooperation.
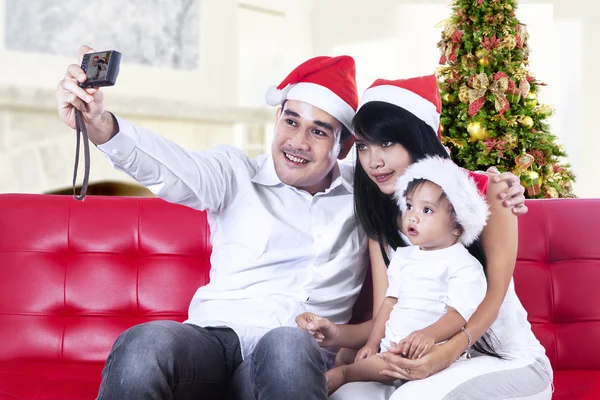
[265,56,358,132]
[395,156,490,246]
[358,75,442,139]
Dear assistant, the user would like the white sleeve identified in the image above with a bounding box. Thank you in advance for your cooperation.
[96,115,244,212]
[444,256,488,322]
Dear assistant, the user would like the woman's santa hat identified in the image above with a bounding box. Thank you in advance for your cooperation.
[395,156,490,246]
[265,55,358,132]
[358,75,442,139]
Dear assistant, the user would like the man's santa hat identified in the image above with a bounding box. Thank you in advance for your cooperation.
[265,56,358,132]
[358,75,442,139]
[395,156,490,246]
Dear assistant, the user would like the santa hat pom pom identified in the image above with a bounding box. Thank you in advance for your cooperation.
[265,85,285,106]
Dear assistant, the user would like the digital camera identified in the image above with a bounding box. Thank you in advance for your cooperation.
[79,50,121,88]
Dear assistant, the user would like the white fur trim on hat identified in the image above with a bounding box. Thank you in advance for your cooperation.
[359,85,440,134]
[266,82,355,132]
[265,84,292,106]
[395,157,490,246]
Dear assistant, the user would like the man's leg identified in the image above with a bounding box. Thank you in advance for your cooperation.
[228,327,327,400]
[97,320,241,400]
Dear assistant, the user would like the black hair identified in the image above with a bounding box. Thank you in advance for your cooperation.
[352,101,505,360]
[352,102,449,265]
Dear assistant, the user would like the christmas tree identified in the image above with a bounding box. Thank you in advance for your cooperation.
[436,0,575,198]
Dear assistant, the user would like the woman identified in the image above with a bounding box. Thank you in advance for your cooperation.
[297,76,552,399]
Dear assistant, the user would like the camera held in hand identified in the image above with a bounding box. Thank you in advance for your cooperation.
[79,50,121,88]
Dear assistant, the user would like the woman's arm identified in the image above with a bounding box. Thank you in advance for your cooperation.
[369,238,391,317]
[366,296,398,346]
[444,177,517,358]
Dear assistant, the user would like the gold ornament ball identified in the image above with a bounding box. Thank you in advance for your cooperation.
[525,92,538,107]
[479,57,490,67]
[440,124,445,135]
[502,35,517,50]
[525,170,540,181]
[505,4,513,11]
[520,116,534,129]
[475,49,488,59]
[443,93,457,104]
[467,121,489,142]
[503,134,518,150]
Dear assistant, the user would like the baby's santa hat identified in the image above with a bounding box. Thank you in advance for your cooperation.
[395,156,490,246]
[265,56,358,132]
[358,75,442,139]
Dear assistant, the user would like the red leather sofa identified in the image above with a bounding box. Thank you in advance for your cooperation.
[0,194,598,399]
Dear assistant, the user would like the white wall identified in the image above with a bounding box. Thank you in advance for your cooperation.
[0,0,239,106]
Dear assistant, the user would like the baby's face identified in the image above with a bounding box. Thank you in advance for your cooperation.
[402,181,460,250]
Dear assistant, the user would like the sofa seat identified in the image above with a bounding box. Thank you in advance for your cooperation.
[0,362,102,400]
[552,370,600,400]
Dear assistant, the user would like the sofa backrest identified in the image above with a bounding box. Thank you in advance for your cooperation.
[1,194,599,371]
[0,194,211,364]
[513,198,600,372]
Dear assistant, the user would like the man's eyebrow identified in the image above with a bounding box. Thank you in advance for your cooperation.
[283,109,300,118]
[283,108,335,133]
[313,120,334,133]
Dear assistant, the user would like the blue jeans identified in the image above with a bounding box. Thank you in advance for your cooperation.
[96,321,327,399]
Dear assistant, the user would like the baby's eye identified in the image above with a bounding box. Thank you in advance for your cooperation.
[382,141,393,147]
[424,207,433,214]
[406,203,413,210]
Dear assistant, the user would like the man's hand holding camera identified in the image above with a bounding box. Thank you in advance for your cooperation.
[55,45,118,145]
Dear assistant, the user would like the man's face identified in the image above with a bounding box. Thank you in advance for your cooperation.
[271,100,348,195]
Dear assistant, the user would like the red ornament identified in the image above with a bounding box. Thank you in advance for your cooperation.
[482,35,501,51]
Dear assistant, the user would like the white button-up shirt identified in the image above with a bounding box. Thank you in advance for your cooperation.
[97,116,369,358]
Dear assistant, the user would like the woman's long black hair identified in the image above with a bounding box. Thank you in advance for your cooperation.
[352,101,504,359]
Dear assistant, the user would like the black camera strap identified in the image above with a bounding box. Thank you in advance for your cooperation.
[73,109,90,200]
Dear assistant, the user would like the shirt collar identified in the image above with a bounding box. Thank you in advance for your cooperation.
[251,155,354,195]
[331,162,354,194]
[251,154,281,187]
[409,243,466,260]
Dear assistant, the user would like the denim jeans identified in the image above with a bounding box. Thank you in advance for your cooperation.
[96,321,327,400]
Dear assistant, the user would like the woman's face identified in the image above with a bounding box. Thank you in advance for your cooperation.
[356,139,412,195]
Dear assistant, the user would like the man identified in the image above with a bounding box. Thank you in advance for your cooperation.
[57,46,366,400]
[56,46,526,399]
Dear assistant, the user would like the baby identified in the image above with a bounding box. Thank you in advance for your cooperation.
[326,156,492,395]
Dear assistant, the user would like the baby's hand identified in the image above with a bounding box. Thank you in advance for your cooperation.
[354,342,379,362]
[398,330,435,359]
